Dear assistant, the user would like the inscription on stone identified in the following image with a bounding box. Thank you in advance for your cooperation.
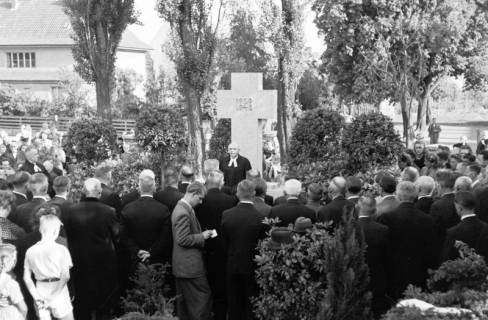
[235,97,253,111]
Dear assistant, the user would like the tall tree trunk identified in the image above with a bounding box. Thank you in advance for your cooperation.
[182,82,205,177]
[277,55,289,165]
[400,90,410,147]
[95,69,112,122]
[416,81,431,132]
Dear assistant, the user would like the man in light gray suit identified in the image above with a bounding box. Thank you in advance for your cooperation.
[172,181,213,320]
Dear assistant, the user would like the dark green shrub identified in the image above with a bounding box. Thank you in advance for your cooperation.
[288,108,345,183]
[317,206,372,320]
[288,108,344,168]
[67,163,94,203]
[342,113,404,173]
[135,105,188,178]
[63,117,117,165]
[208,119,231,159]
[111,153,161,196]
[121,263,176,320]
[253,224,333,320]
[385,242,488,318]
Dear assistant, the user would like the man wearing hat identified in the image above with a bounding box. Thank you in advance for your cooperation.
[221,180,267,320]
[269,179,316,227]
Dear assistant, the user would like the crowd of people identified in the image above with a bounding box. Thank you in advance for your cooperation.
[1,121,488,320]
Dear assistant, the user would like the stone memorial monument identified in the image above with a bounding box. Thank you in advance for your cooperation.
[217,73,277,174]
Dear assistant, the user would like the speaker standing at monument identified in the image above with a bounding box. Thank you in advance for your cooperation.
[219,142,251,193]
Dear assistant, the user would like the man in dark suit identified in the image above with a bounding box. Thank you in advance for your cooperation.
[377,181,438,300]
[305,182,323,215]
[9,173,49,232]
[270,179,316,227]
[17,145,49,177]
[195,170,237,320]
[430,170,459,237]
[10,171,31,206]
[221,180,268,320]
[317,176,353,229]
[121,190,141,209]
[219,142,251,194]
[246,169,273,206]
[155,168,184,213]
[172,182,213,320]
[95,164,122,216]
[376,174,400,217]
[414,176,435,214]
[357,196,390,317]
[475,184,488,223]
[178,165,195,194]
[253,178,272,217]
[442,191,488,263]
[122,170,172,269]
[48,176,73,223]
[63,178,120,320]
[346,176,362,204]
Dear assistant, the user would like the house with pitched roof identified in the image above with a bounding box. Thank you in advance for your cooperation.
[0,0,152,100]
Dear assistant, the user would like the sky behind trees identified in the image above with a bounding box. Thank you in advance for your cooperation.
[130,0,325,55]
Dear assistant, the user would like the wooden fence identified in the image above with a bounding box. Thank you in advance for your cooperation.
[0,116,136,135]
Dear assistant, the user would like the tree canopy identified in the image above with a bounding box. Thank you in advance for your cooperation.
[63,0,137,121]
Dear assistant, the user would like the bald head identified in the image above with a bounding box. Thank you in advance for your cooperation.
[206,170,224,189]
[415,176,435,196]
[84,178,102,198]
[228,142,239,158]
[139,169,156,194]
[454,176,472,193]
[284,179,301,197]
[329,176,346,198]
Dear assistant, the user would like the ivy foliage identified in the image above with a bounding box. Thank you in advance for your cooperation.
[135,106,188,166]
[63,117,117,165]
[253,223,333,320]
[254,209,371,320]
[384,242,488,319]
[288,108,344,167]
[342,113,405,173]
[208,119,230,160]
[288,108,346,183]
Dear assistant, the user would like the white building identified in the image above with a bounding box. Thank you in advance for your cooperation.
[0,0,152,100]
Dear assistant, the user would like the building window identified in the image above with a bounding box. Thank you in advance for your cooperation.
[6,52,36,68]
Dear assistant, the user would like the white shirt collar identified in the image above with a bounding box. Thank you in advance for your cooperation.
[461,214,477,221]
[181,198,192,209]
[140,194,153,198]
[240,200,254,205]
[228,157,238,167]
[33,195,49,201]
[54,195,67,200]
[13,191,27,199]
[358,215,370,219]
[418,195,431,200]
[347,196,360,200]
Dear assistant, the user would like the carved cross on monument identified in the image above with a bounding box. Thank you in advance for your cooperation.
[217,73,277,174]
